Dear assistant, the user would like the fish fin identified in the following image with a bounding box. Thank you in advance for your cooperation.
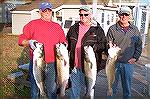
[64,60,67,66]
[90,62,93,69]
[34,60,37,67]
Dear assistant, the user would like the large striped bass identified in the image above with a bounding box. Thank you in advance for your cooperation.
[33,42,46,96]
[56,43,69,96]
[84,45,97,99]
[105,46,121,96]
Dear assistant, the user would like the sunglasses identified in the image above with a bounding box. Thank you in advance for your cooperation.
[79,14,89,17]
[119,13,129,16]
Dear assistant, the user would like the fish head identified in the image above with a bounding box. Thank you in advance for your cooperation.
[56,43,62,57]
[84,45,94,62]
[108,46,121,58]
[36,43,44,51]
[33,43,44,58]
[84,45,92,52]
[56,43,68,58]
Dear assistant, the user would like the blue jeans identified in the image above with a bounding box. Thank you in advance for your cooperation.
[29,60,57,99]
[29,60,39,99]
[70,68,85,99]
[112,62,134,98]
[45,62,57,99]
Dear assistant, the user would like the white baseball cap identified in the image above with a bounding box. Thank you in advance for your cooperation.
[118,6,131,15]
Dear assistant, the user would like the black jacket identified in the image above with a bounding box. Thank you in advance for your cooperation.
[66,22,108,73]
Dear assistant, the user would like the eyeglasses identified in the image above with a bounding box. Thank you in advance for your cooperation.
[79,14,89,17]
[119,13,129,16]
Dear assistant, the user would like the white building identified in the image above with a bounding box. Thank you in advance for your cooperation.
[11,0,150,48]
[11,0,118,35]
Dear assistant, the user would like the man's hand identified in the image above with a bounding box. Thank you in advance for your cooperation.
[128,58,136,64]
[29,40,38,50]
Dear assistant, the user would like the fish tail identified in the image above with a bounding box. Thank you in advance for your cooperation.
[107,88,113,96]
[37,82,46,96]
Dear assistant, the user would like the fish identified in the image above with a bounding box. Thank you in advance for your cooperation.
[84,45,97,99]
[105,46,121,96]
[33,42,46,96]
[55,43,69,96]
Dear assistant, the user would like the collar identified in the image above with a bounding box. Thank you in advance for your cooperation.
[79,20,98,27]
[116,21,134,31]
[91,19,97,27]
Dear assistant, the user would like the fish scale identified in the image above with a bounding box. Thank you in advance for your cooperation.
[105,46,121,96]
[56,43,69,96]
[33,42,46,96]
[84,45,97,99]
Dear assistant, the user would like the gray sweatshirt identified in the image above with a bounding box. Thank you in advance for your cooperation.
[106,22,142,63]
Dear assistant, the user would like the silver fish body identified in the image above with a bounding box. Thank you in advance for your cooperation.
[56,43,69,96]
[33,42,46,96]
[84,45,97,99]
[105,46,121,96]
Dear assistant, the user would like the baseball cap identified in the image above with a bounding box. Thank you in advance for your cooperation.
[118,6,131,15]
[79,5,92,12]
[39,2,53,11]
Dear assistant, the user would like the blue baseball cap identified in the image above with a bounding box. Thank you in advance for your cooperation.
[39,2,53,11]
